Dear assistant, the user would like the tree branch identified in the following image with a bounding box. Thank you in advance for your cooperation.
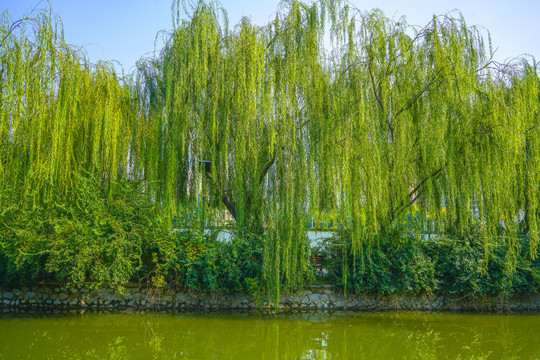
[220,189,237,220]
[391,162,447,222]
[204,170,237,221]
[368,57,385,115]
[1,18,30,48]
[393,65,448,121]
[409,163,446,200]
[259,150,277,185]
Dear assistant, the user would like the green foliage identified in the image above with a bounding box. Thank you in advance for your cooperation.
[425,231,540,296]
[0,174,170,289]
[0,174,268,292]
[324,230,540,296]
[323,232,438,294]
[146,229,265,293]
[0,9,137,209]
[135,0,540,297]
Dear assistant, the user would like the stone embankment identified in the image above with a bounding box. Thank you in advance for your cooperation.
[1,285,539,312]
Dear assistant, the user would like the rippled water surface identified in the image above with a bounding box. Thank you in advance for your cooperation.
[1,310,539,359]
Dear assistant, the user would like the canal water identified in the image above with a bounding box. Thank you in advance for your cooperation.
[1,310,539,359]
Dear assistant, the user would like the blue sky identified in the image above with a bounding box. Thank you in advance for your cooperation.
[3,0,539,74]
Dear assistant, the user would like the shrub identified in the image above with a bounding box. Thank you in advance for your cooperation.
[0,174,171,289]
[148,228,264,293]
[324,230,540,297]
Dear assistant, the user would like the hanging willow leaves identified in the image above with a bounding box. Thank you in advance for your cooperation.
[135,0,328,302]
[323,4,540,284]
[0,8,137,208]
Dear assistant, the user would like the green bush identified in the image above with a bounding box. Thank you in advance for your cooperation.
[0,173,266,293]
[0,174,171,289]
[147,228,264,293]
[2,174,538,298]
[323,233,437,294]
[424,233,540,297]
[324,230,540,297]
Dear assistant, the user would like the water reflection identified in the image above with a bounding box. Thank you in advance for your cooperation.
[0,310,539,359]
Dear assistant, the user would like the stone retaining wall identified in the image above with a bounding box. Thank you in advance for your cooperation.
[1,285,539,312]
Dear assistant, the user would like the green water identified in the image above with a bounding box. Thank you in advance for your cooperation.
[0,311,539,359]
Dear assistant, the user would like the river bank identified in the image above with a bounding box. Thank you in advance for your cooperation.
[1,285,540,313]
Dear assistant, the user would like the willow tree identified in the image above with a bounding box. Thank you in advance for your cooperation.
[137,0,539,298]
[322,3,540,277]
[0,9,137,208]
[0,9,160,288]
[135,0,331,301]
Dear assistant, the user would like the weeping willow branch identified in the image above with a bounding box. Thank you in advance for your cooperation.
[0,18,29,47]
[392,162,447,222]
[259,150,277,186]
[393,65,449,121]
[367,56,385,115]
